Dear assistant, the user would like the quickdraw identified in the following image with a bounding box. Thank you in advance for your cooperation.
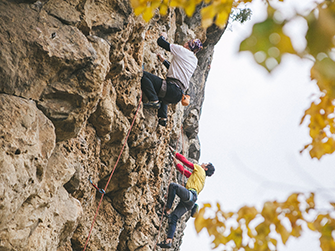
[88,176,106,194]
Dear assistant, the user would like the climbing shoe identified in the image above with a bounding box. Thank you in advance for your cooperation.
[191,204,199,218]
[158,118,167,126]
[143,101,161,109]
[157,240,172,248]
[156,209,170,219]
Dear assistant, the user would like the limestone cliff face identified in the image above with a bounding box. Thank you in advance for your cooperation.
[0,0,225,250]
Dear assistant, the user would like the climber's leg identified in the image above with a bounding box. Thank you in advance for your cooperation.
[165,183,195,240]
[141,71,162,103]
[166,183,188,210]
[157,82,183,126]
[158,102,168,126]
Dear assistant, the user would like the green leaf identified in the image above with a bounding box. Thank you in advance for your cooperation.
[239,6,296,72]
[306,7,335,58]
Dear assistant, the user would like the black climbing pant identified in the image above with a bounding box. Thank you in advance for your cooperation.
[141,71,183,119]
[166,182,197,239]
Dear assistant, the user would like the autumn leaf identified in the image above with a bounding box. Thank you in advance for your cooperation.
[237,205,258,224]
[311,57,335,99]
[261,201,279,223]
[284,193,299,209]
[307,222,317,231]
[269,238,277,247]
[305,6,335,58]
[255,221,271,237]
[275,222,290,244]
[306,193,315,212]
[194,205,209,233]
[142,6,154,22]
[159,4,168,15]
[227,226,243,247]
[291,224,302,238]
[239,6,296,72]
[201,0,234,28]
[300,93,335,159]
[185,2,197,16]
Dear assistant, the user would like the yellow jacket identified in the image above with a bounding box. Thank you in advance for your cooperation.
[185,164,206,194]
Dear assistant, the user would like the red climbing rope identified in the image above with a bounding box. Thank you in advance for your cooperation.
[83,93,142,251]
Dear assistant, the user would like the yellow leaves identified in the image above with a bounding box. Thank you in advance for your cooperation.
[201,0,233,28]
[238,1,335,74]
[300,94,335,159]
[236,0,335,157]
[142,7,154,22]
[195,193,335,251]
[170,0,202,16]
[194,203,228,249]
[311,215,335,251]
[194,203,212,233]
[239,6,295,72]
[239,1,335,158]
[131,0,162,22]
[131,0,234,28]
[300,4,335,159]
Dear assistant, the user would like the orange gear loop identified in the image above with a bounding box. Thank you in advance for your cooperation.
[83,92,142,251]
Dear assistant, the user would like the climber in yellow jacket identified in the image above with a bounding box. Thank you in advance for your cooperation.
[157,146,215,249]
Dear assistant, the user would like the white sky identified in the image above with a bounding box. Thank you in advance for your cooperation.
[181,0,335,250]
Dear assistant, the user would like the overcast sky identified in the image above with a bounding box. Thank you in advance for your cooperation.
[181,0,335,250]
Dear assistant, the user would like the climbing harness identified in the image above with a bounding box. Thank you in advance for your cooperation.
[88,176,106,194]
[83,93,142,251]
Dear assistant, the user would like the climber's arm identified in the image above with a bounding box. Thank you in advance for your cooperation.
[157,34,171,52]
[163,60,170,69]
[157,54,170,69]
[175,152,194,170]
[175,162,191,178]
[170,146,194,170]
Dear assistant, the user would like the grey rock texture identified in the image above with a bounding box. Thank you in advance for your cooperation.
[0,0,226,250]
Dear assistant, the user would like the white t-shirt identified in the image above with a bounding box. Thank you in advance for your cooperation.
[167,44,198,91]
